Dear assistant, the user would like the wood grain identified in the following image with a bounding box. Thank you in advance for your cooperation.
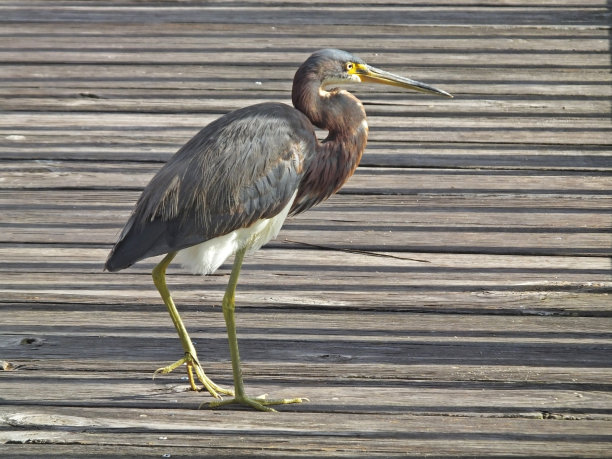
[0,0,611,456]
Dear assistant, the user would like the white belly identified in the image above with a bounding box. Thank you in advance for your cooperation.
[174,191,296,275]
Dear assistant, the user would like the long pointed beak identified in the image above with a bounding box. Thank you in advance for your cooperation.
[355,64,453,98]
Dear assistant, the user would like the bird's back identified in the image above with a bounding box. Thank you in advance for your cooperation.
[105,102,315,272]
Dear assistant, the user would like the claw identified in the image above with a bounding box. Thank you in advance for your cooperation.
[185,363,201,392]
[153,356,186,379]
[203,394,308,412]
[153,352,234,398]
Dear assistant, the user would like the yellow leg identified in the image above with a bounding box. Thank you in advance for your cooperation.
[152,252,233,398]
[206,247,307,412]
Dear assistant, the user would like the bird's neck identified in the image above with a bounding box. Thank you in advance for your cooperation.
[294,77,367,133]
[291,79,369,213]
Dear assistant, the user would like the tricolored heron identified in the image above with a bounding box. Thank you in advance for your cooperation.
[105,49,452,411]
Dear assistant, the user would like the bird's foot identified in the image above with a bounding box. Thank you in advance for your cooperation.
[153,352,234,398]
[204,393,308,412]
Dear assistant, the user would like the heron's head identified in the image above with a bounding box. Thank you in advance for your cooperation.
[295,48,452,98]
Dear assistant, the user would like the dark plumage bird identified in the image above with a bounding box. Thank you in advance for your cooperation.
[105,48,452,411]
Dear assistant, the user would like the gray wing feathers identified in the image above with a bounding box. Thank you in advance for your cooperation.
[105,103,312,272]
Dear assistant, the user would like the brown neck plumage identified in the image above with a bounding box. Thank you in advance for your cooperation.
[290,74,369,214]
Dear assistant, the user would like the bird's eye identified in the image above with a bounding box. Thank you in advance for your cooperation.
[346,63,354,72]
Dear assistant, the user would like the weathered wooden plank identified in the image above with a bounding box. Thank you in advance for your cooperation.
[357,143,612,170]
[1,141,611,171]
[1,2,608,26]
[4,304,611,337]
[3,438,606,459]
[10,26,575,43]
[3,91,611,117]
[1,180,610,254]
[2,308,611,415]
[4,307,612,349]
[13,286,600,313]
[2,272,610,312]
[3,85,610,111]
[4,129,609,149]
[1,162,610,193]
[4,30,609,54]
[1,406,610,456]
[3,263,611,303]
[3,63,609,86]
[4,359,612,397]
[3,245,611,279]
[1,370,611,416]
[1,166,610,255]
[2,51,609,70]
[4,356,612,389]
[2,27,609,53]
[4,202,610,235]
[2,212,610,255]
[4,190,611,210]
[2,44,608,65]
[2,5,605,32]
[3,190,610,228]
[2,110,609,131]
[2,113,610,145]
[2,45,609,66]
[0,434,609,458]
[1,247,610,312]
[3,304,608,452]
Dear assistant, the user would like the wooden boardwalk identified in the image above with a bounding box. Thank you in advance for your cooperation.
[1,1,611,456]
